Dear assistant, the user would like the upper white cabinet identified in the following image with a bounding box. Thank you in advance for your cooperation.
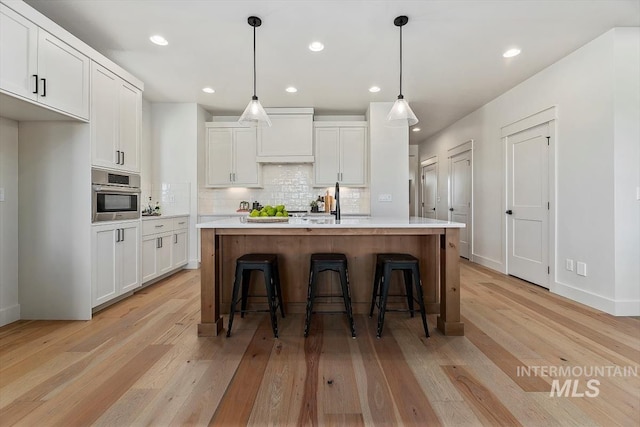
[205,123,260,187]
[0,4,89,120]
[91,63,141,172]
[314,122,368,187]
[257,108,314,163]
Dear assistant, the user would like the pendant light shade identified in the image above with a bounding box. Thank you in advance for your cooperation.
[239,16,271,127]
[387,16,419,127]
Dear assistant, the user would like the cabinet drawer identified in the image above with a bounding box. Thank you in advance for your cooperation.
[173,217,189,230]
[142,218,173,236]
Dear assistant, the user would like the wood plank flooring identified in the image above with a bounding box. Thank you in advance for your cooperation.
[1,261,638,426]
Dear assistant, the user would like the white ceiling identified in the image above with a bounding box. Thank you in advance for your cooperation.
[24,0,640,143]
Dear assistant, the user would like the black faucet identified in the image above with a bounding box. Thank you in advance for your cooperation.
[334,182,341,221]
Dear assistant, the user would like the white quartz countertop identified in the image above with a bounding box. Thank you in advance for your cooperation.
[141,213,189,220]
[196,216,465,229]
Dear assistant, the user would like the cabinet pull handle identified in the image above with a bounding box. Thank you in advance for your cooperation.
[121,151,125,165]
[160,237,163,248]
[115,229,120,242]
[178,222,185,225]
[155,224,164,228]
[116,150,121,164]
[120,228,125,241]
[32,75,38,94]
[174,234,178,244]
[40,78,46,96]
[229,173,232,182]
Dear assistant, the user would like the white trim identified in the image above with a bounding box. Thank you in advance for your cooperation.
[447,139,473,158]
[501,106,557,137]
[552,280,640,316]
[185,260,199,269]
[420,156,438,167]
[264,107,314,115]
[313,121,367,128]
[0,304,20,327]
[472,255,505,274]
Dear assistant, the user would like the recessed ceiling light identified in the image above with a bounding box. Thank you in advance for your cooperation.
[503,48,521,58]
[412,127,421,132]
[285,86,297,93]
[202,87,215,94]
[149,35,168,46]
[308,41,324,52]
[369,86,381,93]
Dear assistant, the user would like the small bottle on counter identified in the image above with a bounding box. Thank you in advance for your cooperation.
[154,201,161,215]
[316,195,324,212]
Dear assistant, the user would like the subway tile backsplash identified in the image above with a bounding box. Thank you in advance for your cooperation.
[199,164,370,214]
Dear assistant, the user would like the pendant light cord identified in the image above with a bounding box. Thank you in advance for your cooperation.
[253,25,257,99]
[399,23,403,97]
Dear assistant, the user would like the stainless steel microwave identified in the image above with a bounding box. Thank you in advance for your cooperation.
[92,169,141,222]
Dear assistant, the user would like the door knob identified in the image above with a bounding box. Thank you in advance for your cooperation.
[432,207,436,211]
[506,210,513,215]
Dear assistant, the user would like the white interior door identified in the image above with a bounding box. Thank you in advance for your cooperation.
[421,164,437,219]
[507,123,549,287]
[449,151,471,259]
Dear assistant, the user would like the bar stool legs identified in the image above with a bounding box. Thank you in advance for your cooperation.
[304,253,356,338]
[369,254,429,338]
[227,254,284,338]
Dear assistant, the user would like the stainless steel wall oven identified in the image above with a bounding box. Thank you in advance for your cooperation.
[92,168,141,222]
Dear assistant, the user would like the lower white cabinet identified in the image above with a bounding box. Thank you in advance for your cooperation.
[92,221,140,307]
[142,216,189,284]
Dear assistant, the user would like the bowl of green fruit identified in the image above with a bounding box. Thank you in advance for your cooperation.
[246,204,289,222]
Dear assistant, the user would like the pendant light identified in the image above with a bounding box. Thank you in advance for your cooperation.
[239,16,271,127]
[387,15,418,126]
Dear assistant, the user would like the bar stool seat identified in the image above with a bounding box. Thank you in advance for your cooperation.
[369,253,429,338]
[227,253,285,338]
[304,253,356,338]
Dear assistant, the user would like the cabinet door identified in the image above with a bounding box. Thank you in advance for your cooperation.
[119,224,140,293]
[157,233,173,276]
[233,127,259,185]
[92,226,118,307]
[91,64,119,169]
[206,128,233,186]
[118,81,141,172]
[259,114,313,157]
[172,230,188,268]
[141,234,158,283]
[339,127,367,185]
[37,29,90,120]
[314,127,340,186]
[0,5,38,100]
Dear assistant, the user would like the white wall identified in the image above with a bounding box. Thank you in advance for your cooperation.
[367,102,409,218]
[419,28,639,315]
[151,103,211,268]
[0,117,20,326]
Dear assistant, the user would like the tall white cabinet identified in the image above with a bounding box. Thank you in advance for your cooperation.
[314,122,368,187]
[91,63,141,172]
[0,4,90,120]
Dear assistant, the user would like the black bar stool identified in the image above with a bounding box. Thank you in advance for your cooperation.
[369,253,429,338]
[227,253,285,338]
[304,253,356,338]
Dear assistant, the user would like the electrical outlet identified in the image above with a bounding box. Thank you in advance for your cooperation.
[0,187,4,202]
[577,262,587,277]
[378,194,392,202]
[565,259,574,271]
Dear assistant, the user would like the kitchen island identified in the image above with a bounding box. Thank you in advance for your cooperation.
[196,217,466,336]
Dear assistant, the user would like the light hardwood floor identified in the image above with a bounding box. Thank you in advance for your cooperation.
[1,260,638,426]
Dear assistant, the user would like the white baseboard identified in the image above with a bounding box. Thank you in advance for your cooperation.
[0,304,20,327]
[185,260,199,269]
[471,254,505,274]
[552,281,640,316]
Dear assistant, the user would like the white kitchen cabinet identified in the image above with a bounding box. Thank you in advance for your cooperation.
[0,4,89,120]
[91,62,141,172]
[142,216,189,284]
[257,109,314,163]
[92,221,140,307]
[205,124,260,187]
[314,122,367,187]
